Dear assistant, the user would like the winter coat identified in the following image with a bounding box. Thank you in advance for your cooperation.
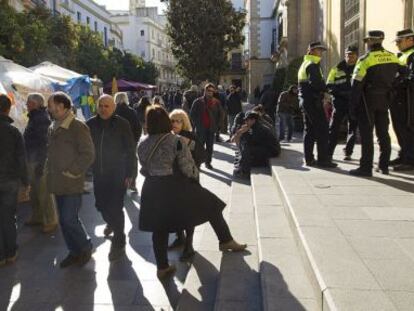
[46,113,95,195]
[0,115,28,186]
[115,103,142,142]
[87,114,137,180]
[226,92,242,115]
[23,107,51,165]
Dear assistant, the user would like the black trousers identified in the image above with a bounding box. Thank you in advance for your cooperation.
[358,108,391,171]
[236,143,271,173]
[328,108,358,157]
[152,211,232,269]
[0,181,19,261]
[197,127,215,164]
[94,175,126,247]
[390,102,414,164]
[302,106,330,163]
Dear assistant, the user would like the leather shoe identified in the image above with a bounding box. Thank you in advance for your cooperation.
[393,164,414,172]
[389,157,403,166]
[219,240,247,252]
[77,249,92,267]
[205,163,213,170]
[157,265,176,279]
[305,159,316,167]
[349,168,372,177]
[343,155,352,161]
[103,225,113,237]
[375,167,389,175]
[180,247,196,262]
[60,254,79,268]
[317,161,338,168]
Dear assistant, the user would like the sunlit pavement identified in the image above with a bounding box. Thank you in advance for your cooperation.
[0,139,236,311]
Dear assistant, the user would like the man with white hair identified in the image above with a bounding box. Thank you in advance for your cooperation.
[23,93,57,233]
[87,95,137,261]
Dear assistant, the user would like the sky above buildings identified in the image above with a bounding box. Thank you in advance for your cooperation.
[95,0,166,12]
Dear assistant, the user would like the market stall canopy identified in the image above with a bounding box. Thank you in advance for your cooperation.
[104,78,157,94]
[0,56,54,95]
[30,61,102,84]
[0,56,54,131]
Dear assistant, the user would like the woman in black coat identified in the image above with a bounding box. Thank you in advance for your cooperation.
[138,105,246,279]
[168,109,207,260]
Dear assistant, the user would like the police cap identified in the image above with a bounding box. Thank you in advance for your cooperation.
[394,29,414,41]
[345,45,358,54]
[363,30,385,42]
[308,41,327,51]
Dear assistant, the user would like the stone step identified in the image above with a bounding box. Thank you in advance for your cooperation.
[176,177,261,311]
[251,168,319,311]
[214,178,261,311]
[268,142,411,310]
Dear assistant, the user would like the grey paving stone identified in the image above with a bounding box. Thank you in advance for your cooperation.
[300,226,381,290]
[256,207,293,239]
[335,219,414,238]
[387,290,414,311]
[325,288,397,311]
[362,206,414,221]
[265,297,318,311]
[347,237,409,260]
[363,257,414,291]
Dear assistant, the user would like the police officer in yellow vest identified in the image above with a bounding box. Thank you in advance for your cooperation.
[298,41,337,168]
[390,29,414,171]
[327,45,359,161]
[349,30,405,177]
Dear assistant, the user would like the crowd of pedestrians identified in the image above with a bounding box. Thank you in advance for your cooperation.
[1,27,413,281]
[0,83,253,279]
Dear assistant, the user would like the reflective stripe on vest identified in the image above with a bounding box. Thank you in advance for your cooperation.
[352,50,401,82]
[399,47,414,65]
[298,55,322,83]
[327,66,346,84]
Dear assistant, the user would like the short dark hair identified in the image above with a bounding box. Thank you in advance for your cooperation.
[50,91,72,109]
[0,94,12,113]
[146,105,172,134]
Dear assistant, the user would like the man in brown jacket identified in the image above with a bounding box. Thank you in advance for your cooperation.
[46,92,95,268]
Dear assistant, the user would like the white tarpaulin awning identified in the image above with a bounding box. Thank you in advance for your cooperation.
[30,61,83,83]
[30,61,101,84]
[0,56,54,131]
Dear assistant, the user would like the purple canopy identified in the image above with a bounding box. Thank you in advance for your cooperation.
[104,79,157,94]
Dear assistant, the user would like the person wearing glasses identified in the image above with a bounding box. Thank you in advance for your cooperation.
[168,109,206,260]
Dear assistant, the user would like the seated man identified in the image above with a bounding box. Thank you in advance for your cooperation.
[233,111,281,178]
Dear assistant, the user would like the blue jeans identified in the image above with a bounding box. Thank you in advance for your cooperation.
[279,112,294,141]
[0,181,19,260]
[55,194,92,256]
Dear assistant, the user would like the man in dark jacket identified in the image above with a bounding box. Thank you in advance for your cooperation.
[0,94,28,266]
[87,95,137,261]
[298,41,337,168]
[23,93,57,233]
[226,85,242,133]
[114,92,141,192]
[233,111,281,178]
[277,85,299,142]
[258,84,278,123]
[182,85,199,112]
[327,46,359,160]
[190,83,223,169]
